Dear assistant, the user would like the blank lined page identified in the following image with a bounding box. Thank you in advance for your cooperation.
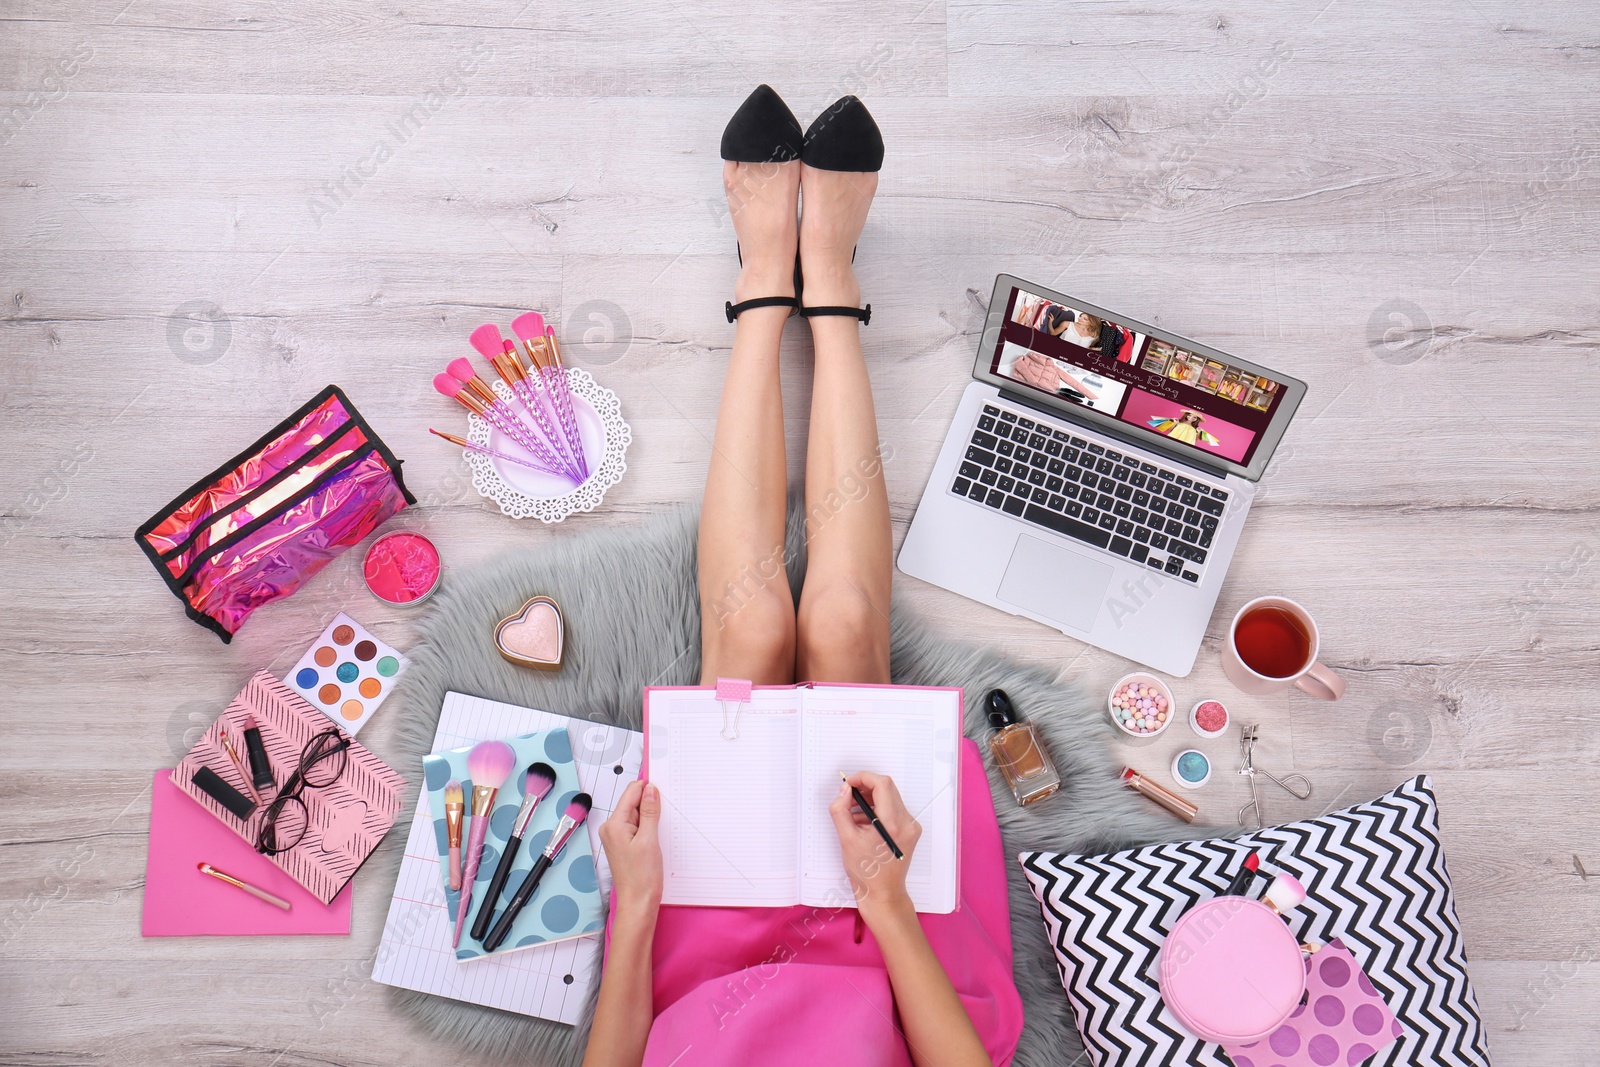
[649,689,804,907]
[797,687,961,913]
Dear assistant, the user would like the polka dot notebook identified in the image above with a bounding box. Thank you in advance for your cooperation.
[286,612,407,734]
[422,728,604,961]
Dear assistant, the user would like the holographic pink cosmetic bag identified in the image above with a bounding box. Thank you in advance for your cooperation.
[135,386,414,642]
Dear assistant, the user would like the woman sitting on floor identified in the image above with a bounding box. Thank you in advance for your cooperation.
[581,86,1025,1067]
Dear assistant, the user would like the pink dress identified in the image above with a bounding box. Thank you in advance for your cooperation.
[621,740,1024,1066]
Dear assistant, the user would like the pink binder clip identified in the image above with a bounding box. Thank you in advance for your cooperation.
[715,677,752,740]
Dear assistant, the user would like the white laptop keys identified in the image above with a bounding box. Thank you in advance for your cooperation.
[898,274,1306,676]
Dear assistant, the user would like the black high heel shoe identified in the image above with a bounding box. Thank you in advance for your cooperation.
[721,84,802,164]
[721,85,803,323]
[796,96,883,324]
[801,95,884,173]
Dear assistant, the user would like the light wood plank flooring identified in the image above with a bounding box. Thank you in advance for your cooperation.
[3,2,1596,1063]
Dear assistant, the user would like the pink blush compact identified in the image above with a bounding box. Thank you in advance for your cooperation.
[364,532,441,605]
[494,596,564,670]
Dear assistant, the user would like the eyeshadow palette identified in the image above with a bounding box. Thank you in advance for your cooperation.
[285,612,406,734]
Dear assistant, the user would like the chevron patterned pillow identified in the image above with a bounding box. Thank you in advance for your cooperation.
[1019,776,1488,1067]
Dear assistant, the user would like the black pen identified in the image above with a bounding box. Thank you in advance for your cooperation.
[840,772,904,860]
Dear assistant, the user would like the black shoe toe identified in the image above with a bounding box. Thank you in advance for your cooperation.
[721,84,804,163]
[801,95,884,172]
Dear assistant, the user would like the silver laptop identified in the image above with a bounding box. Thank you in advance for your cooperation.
[898,274,1306,677]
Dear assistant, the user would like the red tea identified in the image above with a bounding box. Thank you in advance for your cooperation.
[1233,605,1313,679]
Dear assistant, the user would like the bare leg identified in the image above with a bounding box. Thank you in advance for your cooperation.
[794,166,891,684]
[697,160,801,686]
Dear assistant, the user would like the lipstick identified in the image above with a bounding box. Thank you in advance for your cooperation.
[1225,850,1260,896]
[241,713,274,793]
[1120,766,1198,822]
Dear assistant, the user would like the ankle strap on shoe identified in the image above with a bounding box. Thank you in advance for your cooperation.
[798,304,872,324]
[726,296,799,322]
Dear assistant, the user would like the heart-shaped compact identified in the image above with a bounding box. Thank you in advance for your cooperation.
[494,596,564,671]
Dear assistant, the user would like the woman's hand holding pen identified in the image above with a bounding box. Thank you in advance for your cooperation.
[830,771,922,928]
[831,773,992,1066]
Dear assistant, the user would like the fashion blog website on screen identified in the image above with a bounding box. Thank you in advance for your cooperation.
[995,287,1287,466]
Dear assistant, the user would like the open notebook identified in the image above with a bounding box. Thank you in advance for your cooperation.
[644,683,962,913]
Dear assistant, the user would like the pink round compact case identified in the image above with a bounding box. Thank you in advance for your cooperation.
[1158,896,1306,1044]
[364,531,442,605]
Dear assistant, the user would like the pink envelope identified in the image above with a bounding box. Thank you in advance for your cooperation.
[1225,940,1402,1067]
[142,769,352,936]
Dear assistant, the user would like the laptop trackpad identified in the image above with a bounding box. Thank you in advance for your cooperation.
[996,534,1113,632]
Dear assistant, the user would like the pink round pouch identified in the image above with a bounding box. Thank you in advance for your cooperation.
[1158,896,1306,1044]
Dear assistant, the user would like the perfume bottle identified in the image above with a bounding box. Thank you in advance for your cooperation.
[986,689,1061,805]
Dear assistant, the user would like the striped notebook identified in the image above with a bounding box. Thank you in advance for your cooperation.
[173,669,407,904]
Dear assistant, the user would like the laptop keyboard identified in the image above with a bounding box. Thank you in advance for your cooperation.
[951,404,1229,583]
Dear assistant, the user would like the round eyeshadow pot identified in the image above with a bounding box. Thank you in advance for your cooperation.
[1172,748,1212,789]
[364,531,442,606]
[1190,698,1231,739]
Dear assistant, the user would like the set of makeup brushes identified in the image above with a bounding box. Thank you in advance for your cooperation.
[442,740,593,954]
[432,312,591,487]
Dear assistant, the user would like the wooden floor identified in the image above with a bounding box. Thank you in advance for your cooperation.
[4,1,1597,1063]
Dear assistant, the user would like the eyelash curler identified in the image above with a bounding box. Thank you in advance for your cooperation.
[1238,724,1312,829]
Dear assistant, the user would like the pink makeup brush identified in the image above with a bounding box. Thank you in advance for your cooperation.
[493,338,580,481]
[542,330,590,481]
[469,322,506,361]
[454,740,518,947]
[429,429,569,477]
[510,310,545,355]
[512,312,589,481]
[481,792,593,952]
[467,321,580,481]
[443,779,464,892]
[431,374,569,479]
[198,862,292,911]
[444,362,575,481]
[470,762,557,942]
[446,357,497,401]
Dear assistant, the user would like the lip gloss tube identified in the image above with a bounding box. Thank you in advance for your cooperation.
[1121,766,1199,822]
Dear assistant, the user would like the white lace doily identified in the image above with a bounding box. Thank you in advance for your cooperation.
[464,370,631,523]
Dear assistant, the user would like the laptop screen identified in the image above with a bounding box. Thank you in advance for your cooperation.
[976,278,1304,479]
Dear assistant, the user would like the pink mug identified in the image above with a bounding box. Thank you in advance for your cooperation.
[1222,596,1345,701]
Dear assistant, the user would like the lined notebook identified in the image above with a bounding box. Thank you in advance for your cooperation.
[644,683,962,913]
[371,692,642,1024]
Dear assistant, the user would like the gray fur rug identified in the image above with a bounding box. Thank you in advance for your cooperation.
[379,500,1214,1066]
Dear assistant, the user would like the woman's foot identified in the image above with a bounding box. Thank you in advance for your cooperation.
[725,160,800,307]
[798,166,877,310]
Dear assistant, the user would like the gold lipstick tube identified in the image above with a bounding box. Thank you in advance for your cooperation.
[1120,766,1198,822]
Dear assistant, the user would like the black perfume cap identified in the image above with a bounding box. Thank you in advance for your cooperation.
[986,689,1022,730]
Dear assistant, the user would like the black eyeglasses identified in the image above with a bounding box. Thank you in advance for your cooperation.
[255,728,351,855]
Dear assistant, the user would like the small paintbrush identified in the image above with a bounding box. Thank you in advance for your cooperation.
[443,779,465,892]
